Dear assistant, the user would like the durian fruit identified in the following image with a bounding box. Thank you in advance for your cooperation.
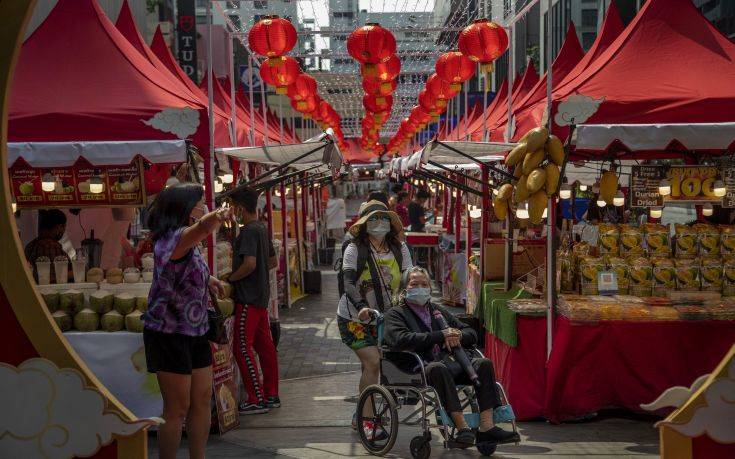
[529,190,548,225]
[492,197,509,220]
[599,171,618,205]
[505,142,527,167]
[527,168,547,194]
[545,135,565,165]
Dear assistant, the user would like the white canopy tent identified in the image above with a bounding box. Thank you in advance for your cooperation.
[575,123,735,152]
[7,140,187,167]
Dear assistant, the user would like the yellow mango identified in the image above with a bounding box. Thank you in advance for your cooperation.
[514,175,530,203]
[505,142,527,167]
[545,134,565,165]
[527,168,547,194]
[497,183,514,201]
[599,171,618,205]
[522,148,546,175]
[545,163,560,195]
[521,127,550,152]
[493,197,508,220]
[529,190,548,225]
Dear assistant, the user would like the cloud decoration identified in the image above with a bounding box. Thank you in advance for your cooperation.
[554,93,604,127]
[657,358,735,444]
[641,374,710,412]
[142,107,200,139]
[0,358,160,459]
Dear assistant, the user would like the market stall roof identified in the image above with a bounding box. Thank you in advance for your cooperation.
[393,140,511,174]
[217,133,343,172]
[510,4,623,143]
[8,0,209,150]
[444,101,483,141]
[199,74,251,147]
[551,0,735,154]
[7,140,187,168]
[490,24,584,142]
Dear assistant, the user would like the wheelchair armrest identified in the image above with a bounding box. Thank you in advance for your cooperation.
[380,350,427,386]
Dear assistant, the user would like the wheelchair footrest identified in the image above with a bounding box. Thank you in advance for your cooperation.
[494,404,516,424]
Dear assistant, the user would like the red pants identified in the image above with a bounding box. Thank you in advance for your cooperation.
[233,304,279,404]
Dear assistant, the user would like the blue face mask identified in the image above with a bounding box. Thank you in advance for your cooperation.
[405,287,431,306]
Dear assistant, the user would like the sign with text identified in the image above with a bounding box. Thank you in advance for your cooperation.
[176,0,198,83]
[210,318,240,434]
[630,165,664,208]
[721,167,735,209]
[10,158,145,209]
[630,165,728,208]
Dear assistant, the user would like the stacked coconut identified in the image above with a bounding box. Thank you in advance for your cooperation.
[492,127,565,224]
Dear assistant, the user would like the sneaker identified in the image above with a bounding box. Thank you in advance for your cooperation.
[454,428,475,448]
[238,402,269,415]
[363,421,388,442]
[267,396,281,408]
[476,426,520,446]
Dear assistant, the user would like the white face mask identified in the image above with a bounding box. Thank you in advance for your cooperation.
[366,219,391,239]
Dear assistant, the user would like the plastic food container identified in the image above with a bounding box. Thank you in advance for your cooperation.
[123,267,141,283]
[54,256,69,284]
[36,259,51,285]
[141,268,153,282]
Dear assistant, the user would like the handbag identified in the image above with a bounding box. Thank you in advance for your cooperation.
[206,290,229,345]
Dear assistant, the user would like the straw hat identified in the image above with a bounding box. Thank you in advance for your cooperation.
[348,200,404,238]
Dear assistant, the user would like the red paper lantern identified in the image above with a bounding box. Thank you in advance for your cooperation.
[435,51,476,91]
[259,56,300,94]
[363,94,393,113]
[426,73,458,106]
[286,74,318,101]
[418,90,439,116]
[409,106,432,127]
[291,96,318,115]
[347,23,396,65]
[373,111,390,125]
[361,55,401,83]
[459,19,508,72]
[363,78,397,96]
[248,16,297,59]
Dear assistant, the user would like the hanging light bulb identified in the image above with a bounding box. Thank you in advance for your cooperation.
[214,178,224,193]
[41,173,56,192]
[658,179,671,196]
[579,184,588,192]
[613,190,625,207]
[219,172,234,184]
[702,203,714,216]
[714,180,726,197]
[11,196,17,213]
[470,207,482,219]
[516,202,529,219]
[89,172,104,194]
[452,190,457,198]
[275,188,282,197]
[650,207,663,219]
[596,197,606,207]
[559,183,572,200]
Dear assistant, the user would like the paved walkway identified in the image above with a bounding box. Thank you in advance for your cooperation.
[149,267,661,458]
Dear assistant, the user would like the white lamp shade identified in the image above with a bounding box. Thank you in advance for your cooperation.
[702,203,714,216]
[559,184,572,200]
[469,208,482,219]
[220,173,234,184]
[714,180,726,197]
[579,184,588,191]
[89,175,104,194]
[214,179,224,193]
[596,199,606,207]
[650,207,663,218]
[41,173,55,192]
[613,191,625,207]
[658,179,671,196]
[275,189,281,197]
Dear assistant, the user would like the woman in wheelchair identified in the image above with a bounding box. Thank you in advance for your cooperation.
[383,267,519,449]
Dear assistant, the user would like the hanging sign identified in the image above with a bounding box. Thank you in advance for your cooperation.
[630,165,664,208]
[176,0,198,82]
[630,165,729,208]
[10,158,146,209]
[722,167,735,209]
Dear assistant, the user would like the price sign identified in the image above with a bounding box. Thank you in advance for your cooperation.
[630,165,664,208]
[722,167,735,209]
[598,270,618,296]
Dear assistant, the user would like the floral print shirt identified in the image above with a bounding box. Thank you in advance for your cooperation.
[143,228,210,336]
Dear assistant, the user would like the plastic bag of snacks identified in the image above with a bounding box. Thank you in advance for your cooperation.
[644,223,671,256]
[723,256,735,296]
[558,251,576,293]
[675,258,700,291]
[628,256,652,297]
[696,224,721,257]
[620,226,644,257]
[652,257,676,296]
[606,256,629,295]
[700,257,724,292]
[579,257,604,295]
[598,224,620,255]
[675,224,697,258]
[720,226,735,257]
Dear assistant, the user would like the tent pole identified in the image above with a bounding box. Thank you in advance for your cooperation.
[260,73,269,147]
[292,182,304,293]
[482,64,488,142]
[280,182,290,308]
[505,23,514,142]
[443,183,449,231]
[481,164,489,281]
[205,0,216,272]
[248,54,256,146]
[228,33,237,147]
[503,214,513,291]
[545,0,555,359]
[279,95,284,144]
[464,79,469,140]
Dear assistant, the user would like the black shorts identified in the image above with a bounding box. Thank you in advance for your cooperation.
[143,328,213,375]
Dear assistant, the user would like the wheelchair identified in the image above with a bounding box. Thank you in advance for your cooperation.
[356,316,519,458]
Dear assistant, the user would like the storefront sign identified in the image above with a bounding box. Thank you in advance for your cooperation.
[721,167,735,209]
[630,165,729,208]
[176,0,198,82]
[10,158,146,209]
[210,318,239,434]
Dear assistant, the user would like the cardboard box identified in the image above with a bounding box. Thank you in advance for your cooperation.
[483,239,546,281]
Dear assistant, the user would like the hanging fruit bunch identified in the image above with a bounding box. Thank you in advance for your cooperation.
[492,126,566,224]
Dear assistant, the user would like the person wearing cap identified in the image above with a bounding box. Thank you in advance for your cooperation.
[337,200,412,435]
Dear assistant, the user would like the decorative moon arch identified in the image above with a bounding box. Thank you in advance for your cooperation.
[0,2,150,457]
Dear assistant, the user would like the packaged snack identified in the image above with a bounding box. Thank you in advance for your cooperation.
[598,224,620,255]
[675,225,697,258]
[607,257,629,294]
[579,257,604,295]
[723,256,735,296]
[720,226,735,256]
[700,257,724,292]
[644,224,671,256]
[675,259,700,291]
[697,225,721,257]
[559,251,575,293]
[620,227,644,257]
[628,256,652,297]
[652,257,676,296]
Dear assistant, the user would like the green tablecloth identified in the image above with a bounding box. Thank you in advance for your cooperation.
[474,282,533,347]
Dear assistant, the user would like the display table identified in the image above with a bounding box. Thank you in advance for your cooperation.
[64,332,162,419]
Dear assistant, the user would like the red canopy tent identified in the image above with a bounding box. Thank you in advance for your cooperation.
[476,61,540,141]
[550,0,735,155]
[489,24,584,141]
[444,101,483,141]
[510,3,623,143]
[200,74,253,147]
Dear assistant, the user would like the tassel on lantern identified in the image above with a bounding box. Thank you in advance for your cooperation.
[380,82,393,93]
[267,57,284,67]
[450,83,461,92]
[481,62,494,74]
[276,86,288,95]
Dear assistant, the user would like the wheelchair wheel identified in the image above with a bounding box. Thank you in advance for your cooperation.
[477,442,497,456]
[410,434,431,459]
[356,385,398,456]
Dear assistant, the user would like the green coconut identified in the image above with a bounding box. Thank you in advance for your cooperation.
[114,293,136,315]
[42,292,60,312]
[59,289,84,314]
[52,310,72,332]
[217,298,235,317]
[100,310,125,332]
[73,308,99,332]
[135,295,148,312]
[125,310,145,333]
[89,289,113,314]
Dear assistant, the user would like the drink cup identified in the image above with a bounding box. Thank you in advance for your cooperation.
[36,261,51,285]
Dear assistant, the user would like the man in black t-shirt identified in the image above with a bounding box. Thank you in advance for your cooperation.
[408,188,431,232]
[228,187,280,414]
